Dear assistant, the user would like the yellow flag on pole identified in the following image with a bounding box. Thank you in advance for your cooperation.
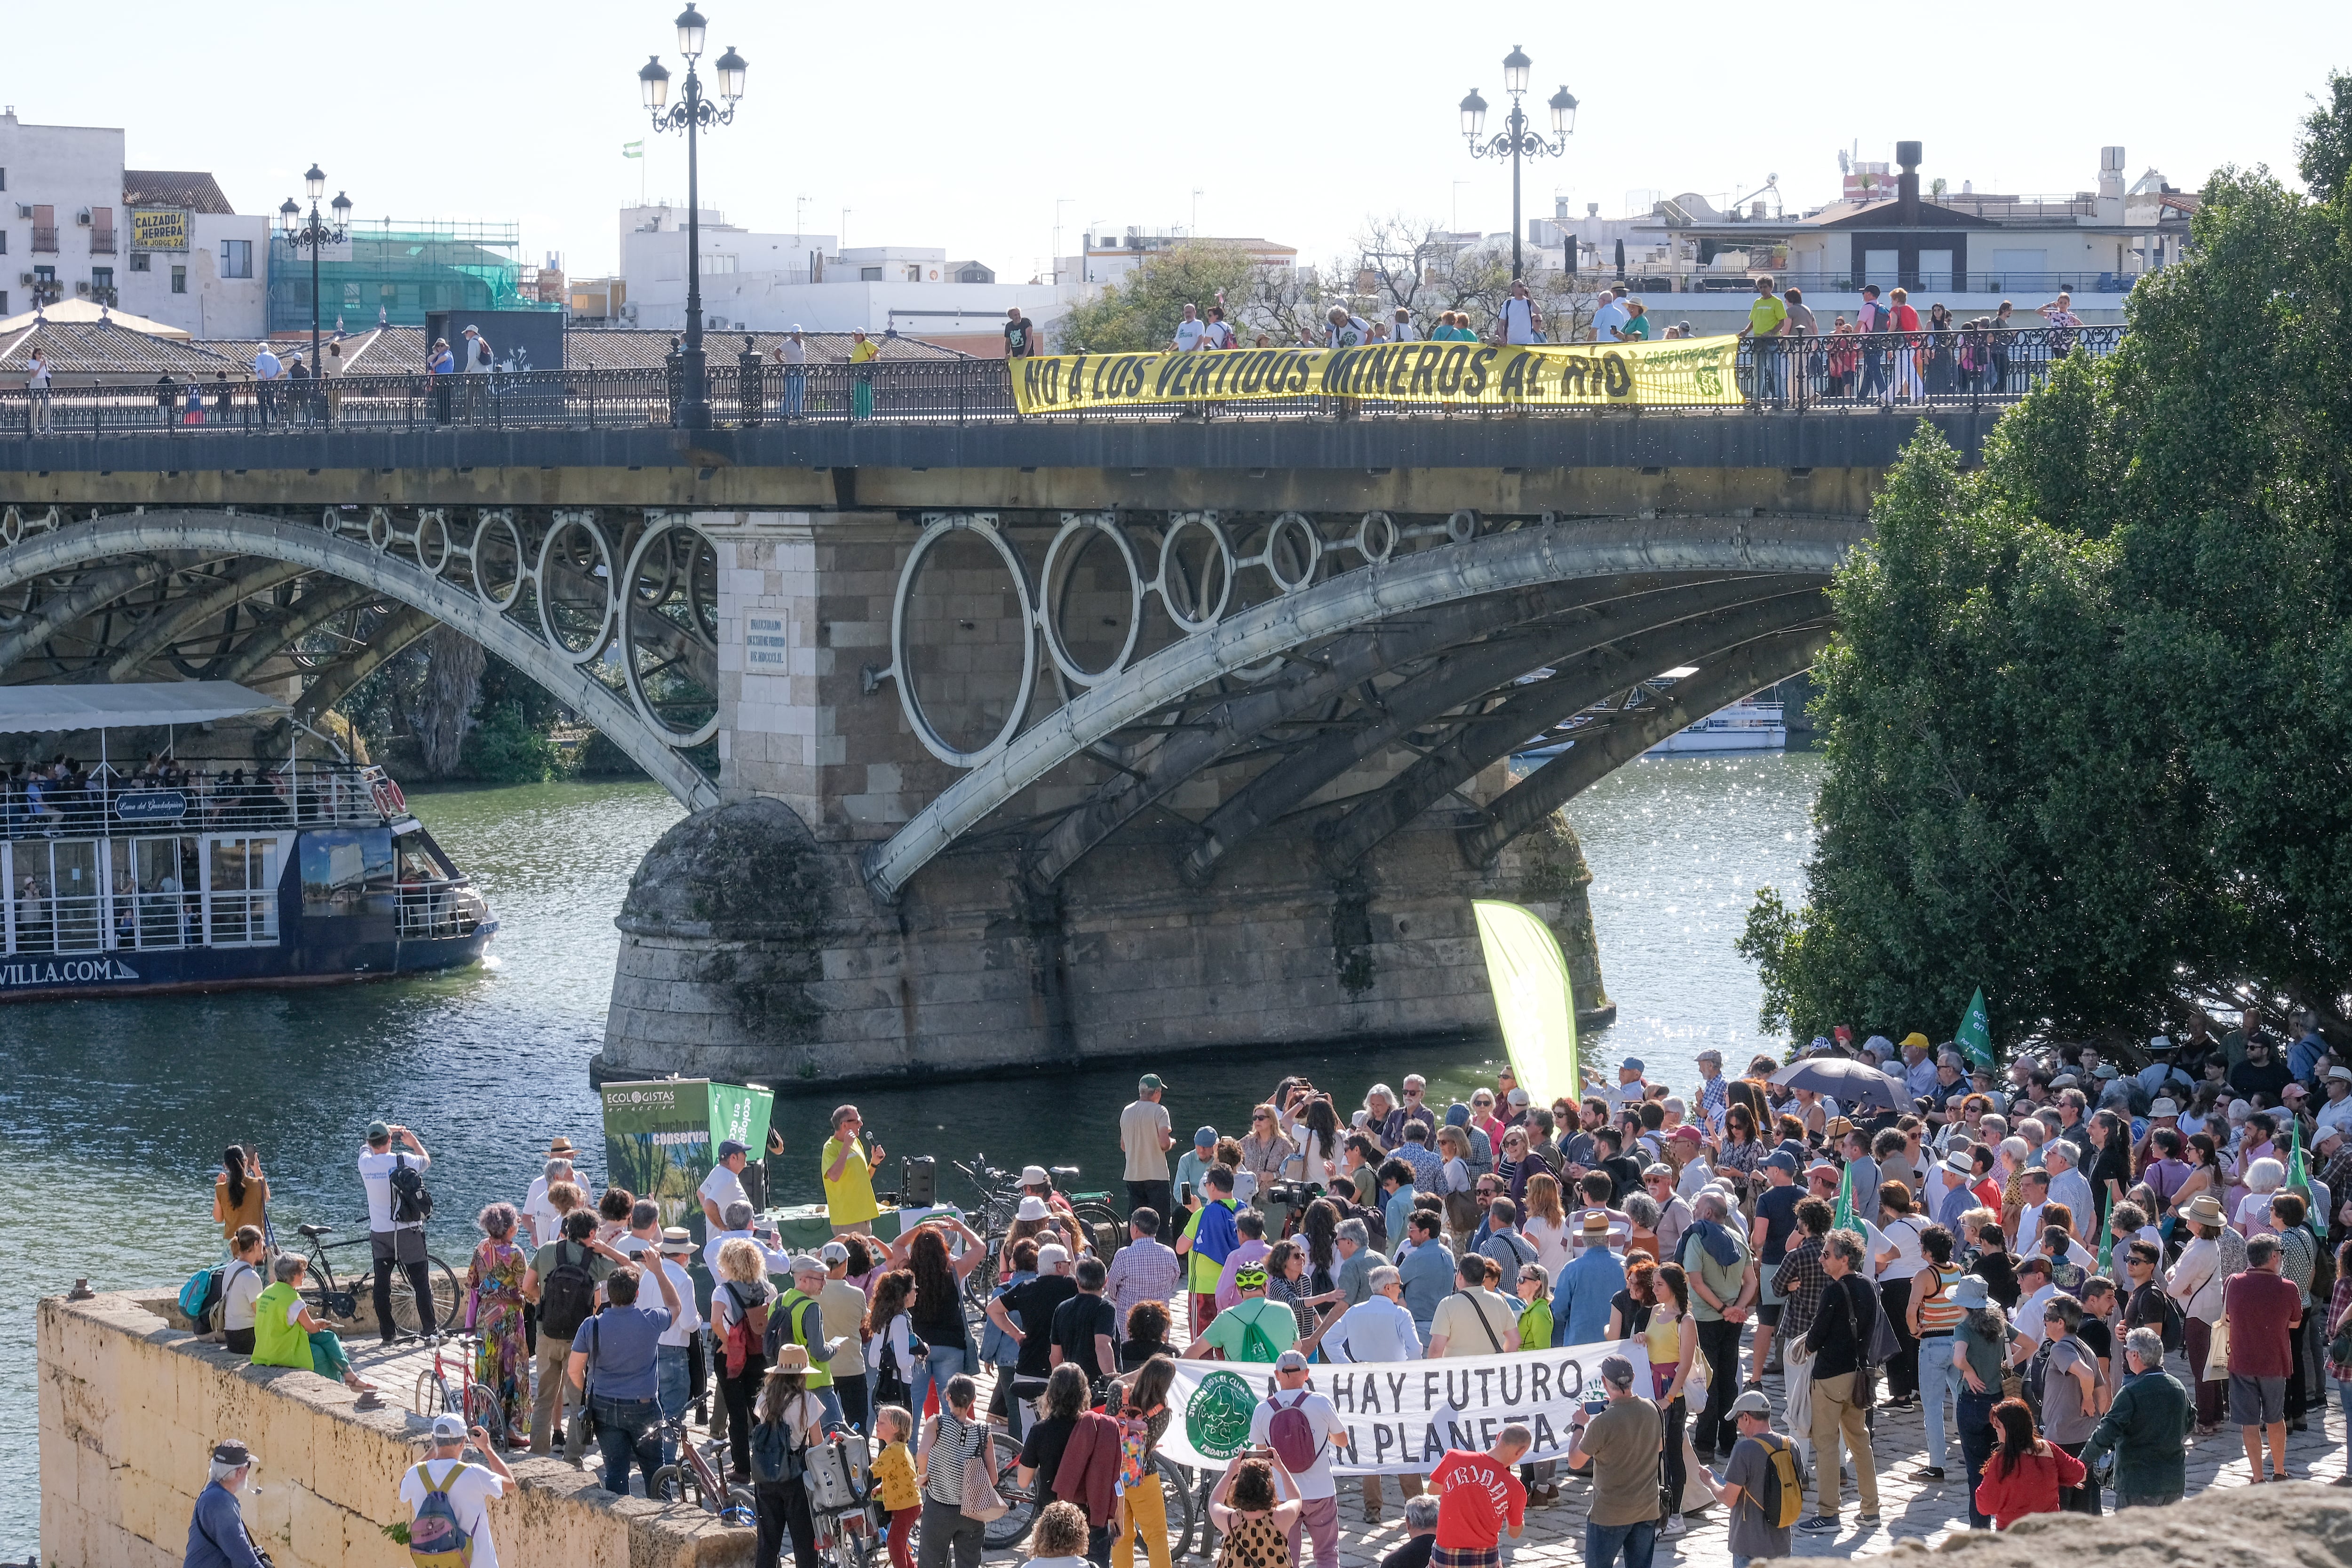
[1471,899,1579,1109]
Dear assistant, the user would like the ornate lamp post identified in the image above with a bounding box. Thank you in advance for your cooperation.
[639,6,748,430]
[278,165,352,381]
[1459,46,1576,280]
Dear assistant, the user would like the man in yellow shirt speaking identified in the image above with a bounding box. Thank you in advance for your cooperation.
[823,1105,885,1236]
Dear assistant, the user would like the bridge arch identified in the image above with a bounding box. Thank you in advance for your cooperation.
[0,506,720,810]
[865,511,1864,899]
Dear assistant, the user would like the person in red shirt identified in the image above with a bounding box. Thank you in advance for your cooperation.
[1972,1399,2084,1529]
[1429,1426,1531,1568]
[2225,1233,2304,1482]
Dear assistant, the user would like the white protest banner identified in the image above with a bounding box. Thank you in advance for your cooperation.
[1160,1339,1654,1475]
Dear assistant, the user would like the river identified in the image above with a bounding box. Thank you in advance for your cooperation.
[0,750,1820,1553]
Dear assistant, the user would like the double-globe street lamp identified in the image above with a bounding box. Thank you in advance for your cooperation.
[638,6,748,430]
[278,166,352,406]
[1459,46,1577,281]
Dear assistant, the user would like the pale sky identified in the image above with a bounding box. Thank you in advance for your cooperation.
[9,0,2348,283]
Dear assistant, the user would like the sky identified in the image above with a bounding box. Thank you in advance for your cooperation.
[8,0,2350,284]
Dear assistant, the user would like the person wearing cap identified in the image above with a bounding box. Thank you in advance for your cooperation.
[1188,1260,1299,1362]
[357,1119,437,1347]
[1689,1049,1729,1140]
[1696,1387,1792,1563]
[1175,1166,1244,1337]
[772,1253,845,1430]
[1897,1034,1937,1101]
[1552,1209,1626,1345]
[1121,1074,1177,1223]
[1249,1350,1350,1568]
[701,1137,755,1234]
[397,1414,515,1568]
[1747,1152,1802,1386]
[773,326,809,419]
[1611,1057,1648,1111]
[566,1232,685,1495]
[1175,1126,1220,1211]
[817,1241,872,1434]
[992,1242,1079,1437]
[1565,1355,1651,1565]
[821,1106,885,1237]
[184,1437,271,1568]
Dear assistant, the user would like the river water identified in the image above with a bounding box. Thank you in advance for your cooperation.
[2,750,1819,1553]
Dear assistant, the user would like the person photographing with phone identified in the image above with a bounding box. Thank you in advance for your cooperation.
[1564,1356,1656,1568]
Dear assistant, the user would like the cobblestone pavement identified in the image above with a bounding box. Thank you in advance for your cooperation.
[348,1325,2351,1566]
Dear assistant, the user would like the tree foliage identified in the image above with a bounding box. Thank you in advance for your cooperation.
[1742,98,2352,1046]
[1051,242,1262,353]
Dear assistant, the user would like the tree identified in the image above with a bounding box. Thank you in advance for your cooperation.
[1050,241,1259,353]
[1743,92,2352,1048]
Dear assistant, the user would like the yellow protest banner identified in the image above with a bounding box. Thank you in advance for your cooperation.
[131,209,189,251]
[1009,334,1743,414]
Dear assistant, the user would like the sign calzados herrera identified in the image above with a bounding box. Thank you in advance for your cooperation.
[1010,337,1740,414]
[1161,1338,1652,1474]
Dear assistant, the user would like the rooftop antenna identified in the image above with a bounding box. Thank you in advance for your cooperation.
[795,193,808,245]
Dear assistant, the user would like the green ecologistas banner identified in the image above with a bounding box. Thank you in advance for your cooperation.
[602,1078,776,1232]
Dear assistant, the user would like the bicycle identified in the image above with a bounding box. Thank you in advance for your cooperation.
[649,1410,755,1521]
[293,1220,463,1338]
[951,1154,1128,1307]
[979,1443,1195,1555]
[407,1332,508,1447]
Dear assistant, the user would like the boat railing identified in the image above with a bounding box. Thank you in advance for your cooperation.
[0,759,411,841]
[396,877,488,940]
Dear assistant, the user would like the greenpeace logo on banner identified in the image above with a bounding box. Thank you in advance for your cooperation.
[1164,1339,1653,1475]
[1,957,141,987]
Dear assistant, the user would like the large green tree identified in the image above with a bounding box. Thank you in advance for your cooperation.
[1741,94,2352,1046]
[1050,242,1261,353]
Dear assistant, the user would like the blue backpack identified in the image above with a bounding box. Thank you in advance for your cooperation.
[406,1461,474,1568]
[179,1265,228,1332]
[750,1416,807,1485]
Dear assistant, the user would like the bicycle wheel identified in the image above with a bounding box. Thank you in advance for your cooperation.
[650,1465,687,1505]
[980,1431,1038,1550]
[1153,1455,1197,1560]
[388,1256,464,1337]
[1070,1202,1123,1259]
[467,1384,505,1446]
[410,1370,453,1422]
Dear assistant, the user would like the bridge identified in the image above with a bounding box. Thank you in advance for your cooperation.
[0,334,2105,1082]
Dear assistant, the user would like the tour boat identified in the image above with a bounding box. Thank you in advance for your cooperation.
[1643,695,1788,754]
[0,682,494,1000]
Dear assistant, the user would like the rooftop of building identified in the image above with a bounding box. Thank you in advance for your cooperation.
[0,319,242,376]
[120,171,237,215]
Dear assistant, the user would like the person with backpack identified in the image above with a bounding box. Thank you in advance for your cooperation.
[749,1343,831,1568]
[1185,1263,1299,1363]
[564,1236,687,1496]
[398,1413,514,1568]
[1699,1389,1799,1564]
[714,1236,781,1482]
[184,1438,270,1568]
[523,1209,614,1459]
[773,1255,846,1430]
[217,1226,267,1356]
[1249,1350,1350,1568]
[2078,1326,2194,1508]
[358,1120,439,1348]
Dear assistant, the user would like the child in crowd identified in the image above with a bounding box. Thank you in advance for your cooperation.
[869,1404,922,1568]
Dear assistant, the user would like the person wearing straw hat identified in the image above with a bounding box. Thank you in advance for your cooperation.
[1553,1210,1626,1346]
[2165,1191,2241,1434]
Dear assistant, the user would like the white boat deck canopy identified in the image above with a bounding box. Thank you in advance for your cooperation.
[0,681,289,734]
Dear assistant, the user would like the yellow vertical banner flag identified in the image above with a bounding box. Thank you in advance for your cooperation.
[1471,899,1579,1109]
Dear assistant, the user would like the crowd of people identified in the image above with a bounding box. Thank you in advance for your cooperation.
[182,1008,2352,1568]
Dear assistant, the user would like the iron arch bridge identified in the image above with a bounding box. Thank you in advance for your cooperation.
[863,506,1865,901]
[0,504,722,809]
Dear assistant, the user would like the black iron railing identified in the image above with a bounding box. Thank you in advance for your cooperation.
[0,326,2125,439]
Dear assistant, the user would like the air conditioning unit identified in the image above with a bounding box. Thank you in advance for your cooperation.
[619,302,639,323]
[75,208,91,226]
[13,205,29,219]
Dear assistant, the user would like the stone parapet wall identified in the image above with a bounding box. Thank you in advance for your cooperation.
[38,1292,744,1568]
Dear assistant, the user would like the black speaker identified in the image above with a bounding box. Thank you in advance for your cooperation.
[900,1155,936,1208]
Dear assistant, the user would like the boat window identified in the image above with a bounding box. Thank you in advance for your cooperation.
[396,838,455,882]
[109,835,199,950]
[206,836,281,946]
[6,839,106,955]
[301,828,395,919]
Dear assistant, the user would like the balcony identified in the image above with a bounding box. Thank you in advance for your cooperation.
[89,233,116,255]
[31,227,59,255]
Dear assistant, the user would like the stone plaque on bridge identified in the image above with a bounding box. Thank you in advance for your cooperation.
[747,615,786,666]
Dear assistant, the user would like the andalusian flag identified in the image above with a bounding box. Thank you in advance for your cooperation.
[1954,987,1994,1071]
[622,140,645,159]
[2288,1118,2328,1243]
[1834,1159,1855,1234]
[1472,899,1579,1108]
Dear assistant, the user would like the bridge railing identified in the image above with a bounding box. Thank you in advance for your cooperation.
[0,325,2123,438]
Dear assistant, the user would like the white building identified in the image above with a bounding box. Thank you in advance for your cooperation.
[615,202,1071,352]
[0,109,270,339]
[1059,228,1300,287]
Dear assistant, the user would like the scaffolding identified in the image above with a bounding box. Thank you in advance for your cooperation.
[267,219,560,333]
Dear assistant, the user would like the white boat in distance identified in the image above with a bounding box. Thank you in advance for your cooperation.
[1645,695,1788,754]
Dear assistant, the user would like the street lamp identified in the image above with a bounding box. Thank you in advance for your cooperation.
[278,166,350,396]
[1460,44,1574,280]
[639,4,747,430]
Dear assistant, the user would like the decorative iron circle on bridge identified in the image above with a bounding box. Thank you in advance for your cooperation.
[889,512,1039,770]
[1155,512,1233,634]
[1038,512,1143,688]
[620,514,721,748]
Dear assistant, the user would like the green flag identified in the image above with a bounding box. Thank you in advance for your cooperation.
[621,140,644,159]
[1833,1158,1854,1234]
[2096,1206,2114,1273]
[2288,1116,2328,1242]
[1954,987,1994,1071]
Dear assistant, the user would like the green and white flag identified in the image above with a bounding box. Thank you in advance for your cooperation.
[621,140,644,159]
[1833,1158,1855,1234]
[1955,987,1994,1071]
[2288,1117,2328,1243]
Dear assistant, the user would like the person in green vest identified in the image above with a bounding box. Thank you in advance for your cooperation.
[250,1254,379,1395]
[774,1255,845,1428]
[1183,1265,1299,1362]
[1514,1261,1555,1350]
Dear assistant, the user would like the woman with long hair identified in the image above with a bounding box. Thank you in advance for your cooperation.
[1207,1452,1302,1568]
[1647,1261,1700,1536]
[1972,1398,2082,1529]
[1716,1105,1764,1198]
[467,1202,531,1445]
[1291,1096,1343,1188]
[753,1345,829,1568]
[1109,1355,1178,1568]
[1521,1172,1570,1275]
[865,1269,921,1410]
[1016,1363,1094,1508]
[1296,1199,1341,1294]
[903,1224,983,1418]
[714,1237,778,1482]
[213,1145,268,1250]
[1608,1255,1658,1340]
